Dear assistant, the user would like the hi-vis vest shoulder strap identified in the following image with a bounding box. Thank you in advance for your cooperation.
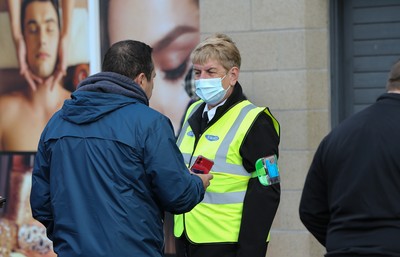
[174,100,279,243]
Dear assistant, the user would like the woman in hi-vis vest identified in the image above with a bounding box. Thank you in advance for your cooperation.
[174,33,281,257]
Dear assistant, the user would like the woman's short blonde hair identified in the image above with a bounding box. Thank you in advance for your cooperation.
[191,33,241,71]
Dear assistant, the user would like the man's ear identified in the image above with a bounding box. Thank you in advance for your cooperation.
[134,73,147,89]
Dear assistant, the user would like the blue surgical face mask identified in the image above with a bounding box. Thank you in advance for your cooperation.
[195,75,230,105]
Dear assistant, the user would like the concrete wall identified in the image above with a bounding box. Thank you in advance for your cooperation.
[199,0,330,256]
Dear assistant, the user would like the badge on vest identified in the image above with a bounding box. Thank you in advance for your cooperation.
[205,135,219,141]
[254,155,280,186]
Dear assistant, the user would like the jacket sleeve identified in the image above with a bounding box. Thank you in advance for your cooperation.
[237,111,281,257]
[143,115,205,214]
[30,134,54,240]
[299,139,329,246]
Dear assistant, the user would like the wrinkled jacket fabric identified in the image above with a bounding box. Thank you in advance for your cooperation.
[30,72,205,257]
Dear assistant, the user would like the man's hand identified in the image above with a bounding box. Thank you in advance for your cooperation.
[194,173,213,190]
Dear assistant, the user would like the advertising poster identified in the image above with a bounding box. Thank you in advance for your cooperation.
[1,0,199,256]
[0,0,91,256]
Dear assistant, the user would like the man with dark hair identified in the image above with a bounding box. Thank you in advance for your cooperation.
[30,39,213,257]
[299,58,400,257]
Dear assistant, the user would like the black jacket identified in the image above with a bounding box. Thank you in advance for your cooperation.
[177,82,281,257]
[299,93,400,257]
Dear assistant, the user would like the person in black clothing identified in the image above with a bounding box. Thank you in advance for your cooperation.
[174,33,281,257]
[299,59,400,257]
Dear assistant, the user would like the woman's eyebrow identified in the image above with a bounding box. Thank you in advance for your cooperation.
[152,25,198,52]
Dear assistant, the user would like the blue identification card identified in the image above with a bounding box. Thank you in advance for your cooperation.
[254,155,280,186]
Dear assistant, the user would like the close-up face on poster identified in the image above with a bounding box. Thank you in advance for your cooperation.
[101,0,200,135]
[0,0,199,256]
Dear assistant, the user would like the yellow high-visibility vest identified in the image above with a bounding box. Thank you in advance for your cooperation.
[174,100,279,243]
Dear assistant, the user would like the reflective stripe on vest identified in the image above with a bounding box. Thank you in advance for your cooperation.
[174,100,272,243]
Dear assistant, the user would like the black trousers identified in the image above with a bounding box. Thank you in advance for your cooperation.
[175,235,237,257]
[175,235,269,257]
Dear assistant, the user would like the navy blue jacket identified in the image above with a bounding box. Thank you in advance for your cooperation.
[299,93,400,256]
[30,72,205,257]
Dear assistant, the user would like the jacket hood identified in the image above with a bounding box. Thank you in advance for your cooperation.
[61,72,148,125]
